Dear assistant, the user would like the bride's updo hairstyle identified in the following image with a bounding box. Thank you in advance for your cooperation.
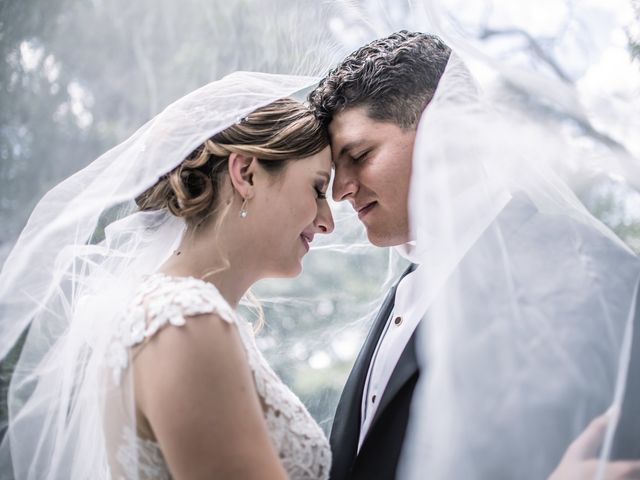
[136,98,328,228]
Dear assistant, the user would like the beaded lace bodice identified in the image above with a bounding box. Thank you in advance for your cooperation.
[108,273,331,479]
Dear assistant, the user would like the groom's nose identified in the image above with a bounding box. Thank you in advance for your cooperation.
[332,165,357,203]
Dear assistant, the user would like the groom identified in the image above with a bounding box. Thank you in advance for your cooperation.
[309,31,640,480]
[308,31,449,480]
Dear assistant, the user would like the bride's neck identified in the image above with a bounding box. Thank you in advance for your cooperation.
[158,229,258,309]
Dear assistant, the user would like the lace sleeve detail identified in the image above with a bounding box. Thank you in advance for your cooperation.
[107,273,236,384]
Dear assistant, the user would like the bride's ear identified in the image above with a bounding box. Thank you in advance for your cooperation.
[228,153,256,199]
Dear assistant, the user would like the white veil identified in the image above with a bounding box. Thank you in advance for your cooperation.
[2,1,639,478]
[0,72,319,479]
[399,45,640,480]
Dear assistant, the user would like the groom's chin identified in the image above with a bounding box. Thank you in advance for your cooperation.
[365,228,409,248]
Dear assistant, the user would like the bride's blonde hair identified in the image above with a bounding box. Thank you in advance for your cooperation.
[136,97,328,228]
[135,98,327,330]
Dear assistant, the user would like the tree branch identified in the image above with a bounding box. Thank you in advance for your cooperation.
[479,27,573,83]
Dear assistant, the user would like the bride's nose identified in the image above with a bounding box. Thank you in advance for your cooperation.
[314,201,334,234]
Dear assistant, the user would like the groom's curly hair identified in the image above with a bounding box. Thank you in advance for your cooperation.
[308,31,451,129]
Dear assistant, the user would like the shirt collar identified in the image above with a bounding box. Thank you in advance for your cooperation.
[394,241,425,265]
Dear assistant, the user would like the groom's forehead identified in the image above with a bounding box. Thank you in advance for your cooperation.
[328,106,399,143]
[329,106,371,132]
[329,108,376,151]
[329,107,400,161]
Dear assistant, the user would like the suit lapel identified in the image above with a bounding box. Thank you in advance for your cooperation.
[329,264,417,479]
[329,284,397,476]
[367,325,419,434]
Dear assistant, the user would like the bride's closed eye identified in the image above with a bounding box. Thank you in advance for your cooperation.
[314,185,327,200]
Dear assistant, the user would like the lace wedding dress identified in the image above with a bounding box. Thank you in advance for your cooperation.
[108,273,331,479]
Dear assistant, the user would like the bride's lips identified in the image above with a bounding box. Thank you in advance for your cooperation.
[300,233,313,252]
[357,202,376,219]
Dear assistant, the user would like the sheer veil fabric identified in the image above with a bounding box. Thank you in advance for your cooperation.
[399,49,640,479]
[0,72,318,479]
[1,2,639,479]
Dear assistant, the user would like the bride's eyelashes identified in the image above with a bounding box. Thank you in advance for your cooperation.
[314,174,330,200]
[314,184,327,200]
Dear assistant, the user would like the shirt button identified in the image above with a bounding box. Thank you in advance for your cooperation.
[394,316,403,326]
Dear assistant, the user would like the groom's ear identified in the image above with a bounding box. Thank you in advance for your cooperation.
[228,153,256,198]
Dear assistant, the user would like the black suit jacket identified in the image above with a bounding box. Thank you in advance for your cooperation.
[329,195,640,478]
[330,265,419,480]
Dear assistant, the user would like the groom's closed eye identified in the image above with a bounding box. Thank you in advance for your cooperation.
[350,150,370,163]
[336,140,367,161]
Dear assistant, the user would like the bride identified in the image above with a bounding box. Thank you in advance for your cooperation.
[0,73,332,479]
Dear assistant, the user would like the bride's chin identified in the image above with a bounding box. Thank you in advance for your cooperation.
[278,260,303,279]
[285,263,303,278]
[263,260,303,279]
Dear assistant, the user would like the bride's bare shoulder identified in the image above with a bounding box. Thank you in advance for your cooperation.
[131,295,286,479]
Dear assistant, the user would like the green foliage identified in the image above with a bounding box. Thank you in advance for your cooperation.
[0,0,360,435]
[581,178,640,253]
[1,0,639,444]
[248,246,401,433]
[0,331,26,440]
[0,0,341,245]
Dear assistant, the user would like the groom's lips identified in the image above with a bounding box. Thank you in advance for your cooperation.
[357,201,376,219]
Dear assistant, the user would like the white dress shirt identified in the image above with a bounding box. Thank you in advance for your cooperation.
[358,243,427,451]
